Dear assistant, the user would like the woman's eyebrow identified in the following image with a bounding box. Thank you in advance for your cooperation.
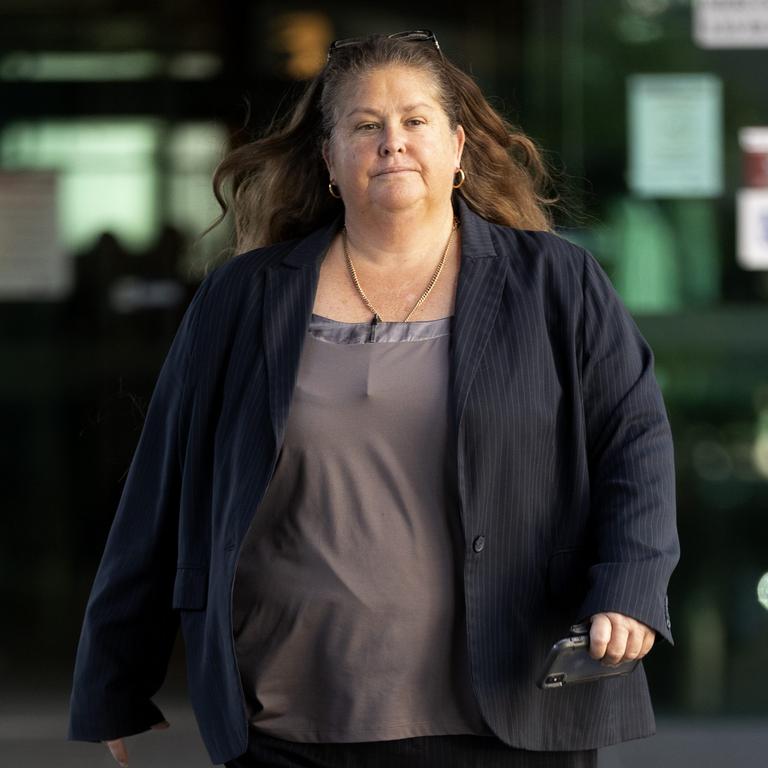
[345,102,436,118]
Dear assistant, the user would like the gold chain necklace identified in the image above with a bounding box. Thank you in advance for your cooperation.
[342,218,458,340]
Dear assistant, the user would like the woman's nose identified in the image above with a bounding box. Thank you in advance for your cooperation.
[379,126,405,155]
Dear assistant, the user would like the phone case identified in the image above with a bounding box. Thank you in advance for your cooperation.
[537,623,641,689]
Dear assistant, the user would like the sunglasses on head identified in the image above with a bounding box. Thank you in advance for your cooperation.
[326,29,443,63]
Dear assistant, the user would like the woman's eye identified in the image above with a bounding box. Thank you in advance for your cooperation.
[407,118,426,126]
[356,123,378,131]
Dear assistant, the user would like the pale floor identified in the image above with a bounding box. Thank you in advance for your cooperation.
[2,693,767,768]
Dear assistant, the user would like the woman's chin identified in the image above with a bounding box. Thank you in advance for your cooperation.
[367,188,429,214]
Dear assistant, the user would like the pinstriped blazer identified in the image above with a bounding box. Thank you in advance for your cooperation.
[68,196,679,764]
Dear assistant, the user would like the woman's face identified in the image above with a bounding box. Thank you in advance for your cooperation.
[323,65,465,218]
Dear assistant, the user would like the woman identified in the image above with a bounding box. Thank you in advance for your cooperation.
[68,31,679,768]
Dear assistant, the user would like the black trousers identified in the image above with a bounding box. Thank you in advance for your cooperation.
[224,727,598,768]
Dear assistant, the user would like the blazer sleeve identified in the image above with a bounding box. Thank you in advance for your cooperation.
[575,249,680,644]
[67,276,211,743]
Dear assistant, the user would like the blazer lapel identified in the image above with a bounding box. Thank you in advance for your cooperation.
[451,197,505,435]
[263,219,339,448]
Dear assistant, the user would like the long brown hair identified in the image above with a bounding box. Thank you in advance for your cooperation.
[210,34,557,252]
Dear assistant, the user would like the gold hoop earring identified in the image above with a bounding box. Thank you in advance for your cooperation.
[328,180,342,199]
[452,168,466,189]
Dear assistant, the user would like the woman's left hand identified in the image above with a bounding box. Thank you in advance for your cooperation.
[588,612,655,666]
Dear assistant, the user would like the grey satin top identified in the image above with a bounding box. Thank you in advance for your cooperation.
[232,312,490,742]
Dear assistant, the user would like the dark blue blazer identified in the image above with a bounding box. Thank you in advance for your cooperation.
[68,197,679,764]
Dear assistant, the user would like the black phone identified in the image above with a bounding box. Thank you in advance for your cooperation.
[537,623,640,689]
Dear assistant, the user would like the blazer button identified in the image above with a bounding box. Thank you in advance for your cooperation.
[473,535,486,553]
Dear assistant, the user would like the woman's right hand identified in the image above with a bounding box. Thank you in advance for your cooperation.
[103,720,170,766]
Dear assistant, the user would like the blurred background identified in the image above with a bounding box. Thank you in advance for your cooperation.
[1,0,767,766]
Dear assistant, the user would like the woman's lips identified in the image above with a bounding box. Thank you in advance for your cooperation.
[374,168,416,176]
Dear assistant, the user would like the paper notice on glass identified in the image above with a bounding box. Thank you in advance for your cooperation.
[0,170,71,299]
[694,0,768,49]
[737,189,768,269]
[628,74,723,198]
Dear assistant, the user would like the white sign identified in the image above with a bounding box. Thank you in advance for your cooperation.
[737,189,768,268]
[694,0,768,48]
[0,171,71,299]
[628,74,723,198]
[740,126,768,153]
